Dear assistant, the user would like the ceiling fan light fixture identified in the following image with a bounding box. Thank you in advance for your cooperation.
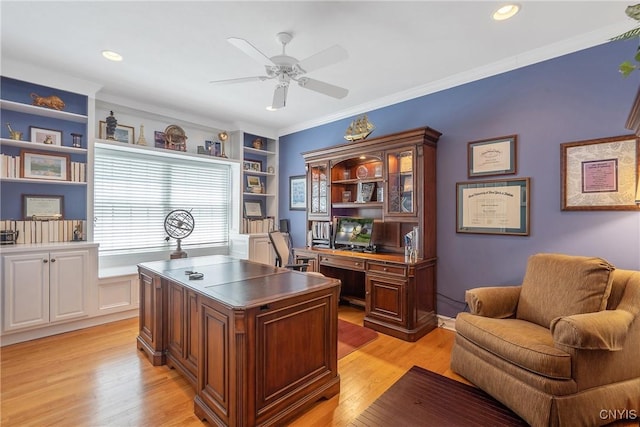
[493,4,520,21]
[101,50,123,62]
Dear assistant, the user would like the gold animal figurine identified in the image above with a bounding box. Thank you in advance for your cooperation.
[30,93,65,110]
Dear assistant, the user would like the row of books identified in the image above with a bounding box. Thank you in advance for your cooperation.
[310,221,331,240]
[242,217,275,234]
[0,154,86,182]
[0,220,86,244]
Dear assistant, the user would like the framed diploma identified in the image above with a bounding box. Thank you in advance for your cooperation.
[561,135,640,211]
[22,194,64,220]
[456,178,530,236]
[468,135,517,178]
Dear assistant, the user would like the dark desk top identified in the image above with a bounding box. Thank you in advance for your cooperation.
[297,247,437,265]
[138,255,340,309]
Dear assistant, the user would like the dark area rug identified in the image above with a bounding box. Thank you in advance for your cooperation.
[337,319,378,359]
[350,365,528,426]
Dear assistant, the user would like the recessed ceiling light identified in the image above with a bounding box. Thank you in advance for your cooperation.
[102,50,123,62]
[493,4,520,21]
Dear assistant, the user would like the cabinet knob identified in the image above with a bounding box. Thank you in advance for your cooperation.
[50,258,56,263]
[354,262,360,267]
[383,267,388,272]
[43,259,48,263]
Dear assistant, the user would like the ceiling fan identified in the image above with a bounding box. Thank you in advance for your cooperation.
[210,32,349,110]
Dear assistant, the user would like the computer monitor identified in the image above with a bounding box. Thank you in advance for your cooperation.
[333,217,375,250]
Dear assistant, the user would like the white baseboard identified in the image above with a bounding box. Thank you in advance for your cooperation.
[437,314,456,331]
[0,310,138,347]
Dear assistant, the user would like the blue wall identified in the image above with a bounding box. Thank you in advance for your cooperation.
[278,40,640,317]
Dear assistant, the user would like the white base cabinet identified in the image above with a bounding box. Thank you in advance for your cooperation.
[229,233,275,266]
[1,243,99,340]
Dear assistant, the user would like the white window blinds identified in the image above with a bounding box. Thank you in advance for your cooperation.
[94,142,230,254]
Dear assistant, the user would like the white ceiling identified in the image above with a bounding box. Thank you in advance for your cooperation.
[1,1,635,136]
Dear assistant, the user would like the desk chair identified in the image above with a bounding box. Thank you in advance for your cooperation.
[268,230,315,272]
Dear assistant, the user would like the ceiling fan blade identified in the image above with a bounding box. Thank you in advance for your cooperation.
[227,37,275,65]
[297,77,348,99]
[209,76,270,85]
[296,45,348,73]
[271,85,288,109]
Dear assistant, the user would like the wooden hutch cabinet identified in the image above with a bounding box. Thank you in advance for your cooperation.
[297,127,441,341]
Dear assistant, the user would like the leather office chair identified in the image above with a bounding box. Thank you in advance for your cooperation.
[268,230,315,272]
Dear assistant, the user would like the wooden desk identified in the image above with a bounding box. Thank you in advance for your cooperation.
[294,247,437,342]
[136,255,341,426]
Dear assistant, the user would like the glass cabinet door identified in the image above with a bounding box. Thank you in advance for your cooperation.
[386,148,415,216]
[308,163,329,219]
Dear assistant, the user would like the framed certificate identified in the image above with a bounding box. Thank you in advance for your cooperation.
[468,135,517,178]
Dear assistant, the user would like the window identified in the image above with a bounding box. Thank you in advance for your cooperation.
[94,142,231,255]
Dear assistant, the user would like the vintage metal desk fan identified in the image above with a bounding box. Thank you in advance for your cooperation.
[164,209,194,259]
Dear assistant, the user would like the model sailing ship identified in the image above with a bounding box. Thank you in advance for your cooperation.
[344,114,374,142]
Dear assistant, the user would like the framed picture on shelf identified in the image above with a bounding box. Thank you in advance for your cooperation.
[357,182,375,202]
[289,175,306,210]
[243,159,262,172]
[342,190,351,202]
[154,131,165,148]
[22,194,64,220]
[561,135,640,211]
[456,177,530,236]
[243,200,263,219]
[20,150,70,181]
[29,126,62,146]
[246,175,261,190]
[99,121,135,144]
[468,135,517,178]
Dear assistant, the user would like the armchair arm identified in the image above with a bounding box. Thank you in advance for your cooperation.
[550,309,635,351]
[465,286,521,318]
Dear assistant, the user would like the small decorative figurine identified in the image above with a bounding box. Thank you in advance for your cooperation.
[252,138,263,149]
[31,93,65,110]
[71,133,83,148]
[6,123,22,140]
[105,111,117,140]
[137,124,148,145]
[218,131,228,158]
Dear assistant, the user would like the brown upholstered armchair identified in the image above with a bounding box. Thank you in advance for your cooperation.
[450,253,640,427]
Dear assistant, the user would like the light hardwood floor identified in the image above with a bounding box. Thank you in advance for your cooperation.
[1,306,465,426]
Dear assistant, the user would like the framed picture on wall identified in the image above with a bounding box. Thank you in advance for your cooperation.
[561,135,640,211]
[467,135,517,178]
[289,175,306,211]
[456,177,530,236]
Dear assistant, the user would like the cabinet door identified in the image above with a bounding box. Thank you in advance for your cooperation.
[250,235,274,266]
[49,250,89,322]
[308,162,330,220]
[2,252,50,332]
[365,274,407,325]
[386,147,417,218]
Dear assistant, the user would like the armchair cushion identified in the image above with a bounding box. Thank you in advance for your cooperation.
[465,286,521,318]
[456,312,572,379]
[516,253,615,328]
[550,309,635,351]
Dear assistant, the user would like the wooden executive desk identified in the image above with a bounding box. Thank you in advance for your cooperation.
[294,247,438,342]
[136,255,341,426]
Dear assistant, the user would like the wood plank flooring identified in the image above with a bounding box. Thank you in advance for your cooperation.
[1,306,464,426]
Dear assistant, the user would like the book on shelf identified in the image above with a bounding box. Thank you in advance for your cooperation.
[242,216,275,234]
[0,219,87,244]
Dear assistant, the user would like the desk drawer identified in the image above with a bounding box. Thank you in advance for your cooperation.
[367,262,407,278]
[319,255,365,271]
